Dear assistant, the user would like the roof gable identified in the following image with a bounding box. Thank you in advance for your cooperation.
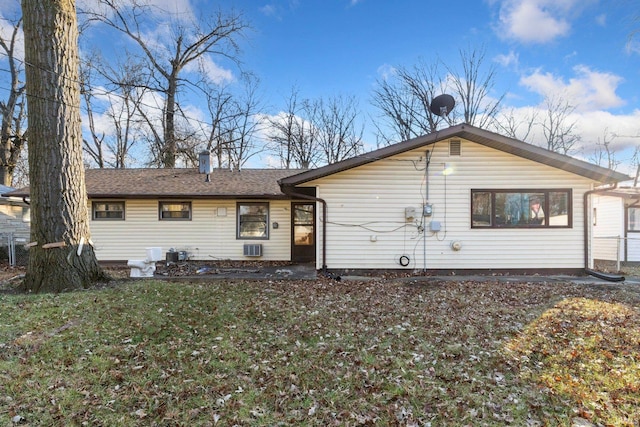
[279,124,632,187]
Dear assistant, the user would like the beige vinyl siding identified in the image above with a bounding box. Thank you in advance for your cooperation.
[0,203,30,240]
[307,138,594,271]
[592,195,624,261]
[89,199,292,261]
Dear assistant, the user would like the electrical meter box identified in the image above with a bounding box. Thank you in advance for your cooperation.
[423,203,433,217]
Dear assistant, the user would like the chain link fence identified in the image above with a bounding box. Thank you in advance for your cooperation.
[0,232,29,266]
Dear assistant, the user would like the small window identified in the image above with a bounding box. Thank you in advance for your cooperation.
[93,201,125,220]
[471,189,571,228]
[159,201,191,220]
[237,202,269,239]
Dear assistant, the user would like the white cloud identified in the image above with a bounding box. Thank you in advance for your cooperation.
[519,65,624,112]
[79,0,195,20]
[376,63,397,81]
[495,106,640,175]
[595,13,606,27]
[260,4,279,18]
[574,110,640,175]
[183,55,234,86]
[495,0,583,43]
[0,13,24,62]
[494,50,519,68]
[626,38,640,56]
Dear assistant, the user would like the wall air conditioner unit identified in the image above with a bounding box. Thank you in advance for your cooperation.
[243,243,263,257]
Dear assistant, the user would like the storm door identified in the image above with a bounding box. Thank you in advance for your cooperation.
[291,202,315,263]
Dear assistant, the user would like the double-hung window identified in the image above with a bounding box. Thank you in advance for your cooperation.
[237,202,269,239]
[471,189,571,228]
[92,201,125,220]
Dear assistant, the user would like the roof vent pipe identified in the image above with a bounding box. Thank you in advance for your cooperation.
[199,151,213,182]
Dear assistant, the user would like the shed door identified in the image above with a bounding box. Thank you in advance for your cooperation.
[291,202,315,263]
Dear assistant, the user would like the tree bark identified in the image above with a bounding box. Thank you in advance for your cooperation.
[22,0,105,293]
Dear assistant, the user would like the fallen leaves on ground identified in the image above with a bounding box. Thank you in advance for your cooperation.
[0,276,639,426]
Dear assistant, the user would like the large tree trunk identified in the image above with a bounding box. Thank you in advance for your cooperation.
[22,0,105,293]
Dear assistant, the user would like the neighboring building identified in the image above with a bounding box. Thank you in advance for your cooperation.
[0,184,31,265]
[0,184,30,240]
[592,187,640,263]
[4,124,632,274]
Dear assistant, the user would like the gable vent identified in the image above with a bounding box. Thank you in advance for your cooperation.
[449,140,461,156]
[243,243,263,257]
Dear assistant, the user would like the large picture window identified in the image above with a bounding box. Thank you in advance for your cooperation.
[92,201,125,220]
[237,202,269,239]
[471,189,571,228]
[159,202,191,220]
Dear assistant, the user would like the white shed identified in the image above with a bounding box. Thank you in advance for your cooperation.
[593,188,640,263]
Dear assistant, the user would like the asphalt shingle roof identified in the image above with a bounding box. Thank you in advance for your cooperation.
[3,168,304,199]
[86,168,304,199]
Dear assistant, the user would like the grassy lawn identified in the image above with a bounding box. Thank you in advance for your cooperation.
[1,277,639,426]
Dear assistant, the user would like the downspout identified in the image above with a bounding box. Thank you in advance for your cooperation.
[583,183,618,270]
[281,185,333,277]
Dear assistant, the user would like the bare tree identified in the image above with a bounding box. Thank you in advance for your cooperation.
[316,95,364,164]
[83,0,248,167]
[0,13,27,186]
[632,145,639,187]
[371,47,504,145]
[22,0,105,292]
[446,45,504,129]
[81,52,149,168]
[589,128,621,170]
[266,88,299,169]
[299,99,322,167]
[492,107,538,142]
[224,75,263,169]
[371,60,445,146]
[203,84,235,168]
[80,55,106,168]
[267,87,320,168]
[540,95,581,155]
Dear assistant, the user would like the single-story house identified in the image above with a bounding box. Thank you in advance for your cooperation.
[4,124,632,274]
[592,187,640,263]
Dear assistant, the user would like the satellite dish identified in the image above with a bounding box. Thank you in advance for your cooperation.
[429,94,455,116]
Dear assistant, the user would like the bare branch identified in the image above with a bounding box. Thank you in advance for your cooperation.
[81,0,249,167]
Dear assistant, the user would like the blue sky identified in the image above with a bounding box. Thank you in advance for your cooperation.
[1,0,639,176]
[219,0,640,175]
